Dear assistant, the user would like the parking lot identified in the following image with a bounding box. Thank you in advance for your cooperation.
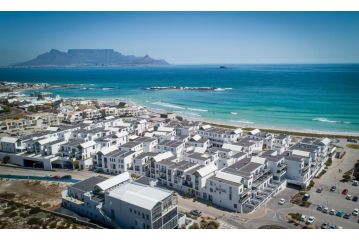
[308,181,358,226]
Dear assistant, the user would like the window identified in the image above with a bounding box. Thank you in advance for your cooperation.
[130,208,132,213]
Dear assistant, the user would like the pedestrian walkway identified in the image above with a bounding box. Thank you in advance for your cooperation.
[218,220,237,229]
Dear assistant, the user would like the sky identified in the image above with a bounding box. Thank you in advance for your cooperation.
[0,12,359,65]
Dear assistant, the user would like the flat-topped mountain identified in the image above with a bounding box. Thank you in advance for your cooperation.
[12,49,169,67]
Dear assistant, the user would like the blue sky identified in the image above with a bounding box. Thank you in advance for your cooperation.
[0,12,359,65]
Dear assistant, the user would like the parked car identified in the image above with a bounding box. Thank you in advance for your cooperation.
[330,186,336,192]
[352,180,358,186]
[306,216,315,224]
[52,175,60,179]
[346,194,352,200]
[343,213,351,219]
[352,196,358,202]
[352,209,359,216]
[321,223,329,229]
[303,193,310,201]
[278,198,286,205]
[336,210,345,217]
[347,138,357,143]
[322,207,329,214]
[317,205,324,211]
[329,209,336,215]
[329,224,336,229]
[300,214,307,222]
[316,187,323,193]
[342,189,348,195]
[190,210,202,217]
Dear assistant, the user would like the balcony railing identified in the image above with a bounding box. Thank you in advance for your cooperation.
[182,181,193,188]
[253,169,271,182]
[253,170,272,188]
[239,193,250,203]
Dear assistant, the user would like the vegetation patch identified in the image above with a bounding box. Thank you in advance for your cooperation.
[346,144,359,150]
[315,170,327,179]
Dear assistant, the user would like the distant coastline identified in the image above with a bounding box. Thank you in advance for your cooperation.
[2,64,358,135]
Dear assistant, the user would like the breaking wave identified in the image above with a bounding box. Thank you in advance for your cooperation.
[151,102,185,109]
[188,108,208,112]
[229,119,254,124]
[230,112,238,115]
[312,117,351,124]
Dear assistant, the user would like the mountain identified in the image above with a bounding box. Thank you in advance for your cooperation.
[12,49,169,67]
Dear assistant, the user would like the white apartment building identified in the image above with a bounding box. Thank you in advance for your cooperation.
[198,125,242,147]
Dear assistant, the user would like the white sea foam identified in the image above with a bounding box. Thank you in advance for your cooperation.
[151,108,166,112]
[312,117,338,123]
[102,87,115,90]
[213,87,233,91]
[174,111,201,117]
[229,119,254,124]
[152,102,185,109]
[230,112,238,115]
[188,108,208,112]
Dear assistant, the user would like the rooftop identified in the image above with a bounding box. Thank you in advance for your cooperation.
[107,182,173,210]
[70,176,108,193]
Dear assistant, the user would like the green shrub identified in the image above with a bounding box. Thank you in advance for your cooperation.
[189,222,200,229]
[29,207,41,214]
[27,217,43,225]
[2,155,10,164]
[49,221,57,229]
[342,174,351,181]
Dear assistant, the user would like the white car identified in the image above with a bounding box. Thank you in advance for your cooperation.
[300,214,307,222]
[278,198,286,205]
[346,194,352,200]
[353,180,358,186]
[329,209,336,215]
[353,209,359,216]
[306,216,316,224]
[322,207,329,214]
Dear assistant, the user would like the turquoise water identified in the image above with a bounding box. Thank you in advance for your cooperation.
[1,65,359,134]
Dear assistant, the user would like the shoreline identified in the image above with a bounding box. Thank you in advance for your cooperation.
[125,98,359,138]
[16,90,359,138]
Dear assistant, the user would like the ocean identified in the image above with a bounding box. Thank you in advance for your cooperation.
[1,64,359,134]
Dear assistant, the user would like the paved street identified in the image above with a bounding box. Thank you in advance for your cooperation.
[0,138,358,228]
[0,164,102,180]
[176,139,359,229]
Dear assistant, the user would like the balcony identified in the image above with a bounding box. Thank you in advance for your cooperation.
[252,170,272,188]
[239,193,250,204]
[182,180,193,188]
[276,166,287,175]
[301,165,309,175]
[253,169,271,182]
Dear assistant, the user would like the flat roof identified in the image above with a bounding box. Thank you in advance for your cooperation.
[108,182,173,210]
[70,176,108,193]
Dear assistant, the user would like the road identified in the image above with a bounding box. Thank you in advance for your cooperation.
[0,164,102,180]
[0,138,358,228]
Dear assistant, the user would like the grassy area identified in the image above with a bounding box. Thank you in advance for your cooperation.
[208,122,359,139]
[189,216,219,229]
[347,144,359,150]
[0,199,89,229]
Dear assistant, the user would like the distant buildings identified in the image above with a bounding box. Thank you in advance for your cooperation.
[0,95,336,215]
